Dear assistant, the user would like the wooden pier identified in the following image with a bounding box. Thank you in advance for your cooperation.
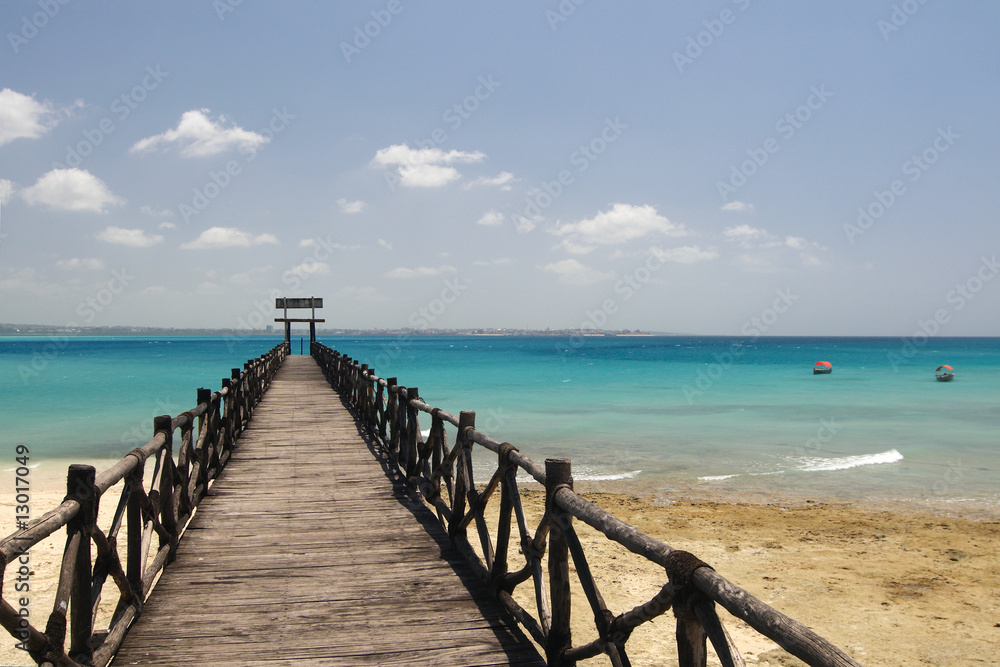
[1,330,863,667]
[112,356,543,666]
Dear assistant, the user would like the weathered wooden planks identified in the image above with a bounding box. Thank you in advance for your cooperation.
[112,356,543,666]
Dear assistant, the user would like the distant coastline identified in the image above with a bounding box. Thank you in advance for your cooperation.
[0,324,668,337]
[3,325,998,339]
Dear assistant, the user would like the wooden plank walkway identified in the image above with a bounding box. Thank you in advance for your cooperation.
[113,355,544,666]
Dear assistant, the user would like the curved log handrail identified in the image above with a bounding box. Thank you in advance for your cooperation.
[0,342,288,667]
[311,341,861,667]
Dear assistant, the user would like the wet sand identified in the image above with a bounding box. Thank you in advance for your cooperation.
[1,468,998,666]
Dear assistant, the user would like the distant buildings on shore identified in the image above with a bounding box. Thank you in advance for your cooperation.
[0,323,665,337]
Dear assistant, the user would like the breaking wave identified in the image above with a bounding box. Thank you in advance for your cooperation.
[794,449,904,472]
[698,449,904,482]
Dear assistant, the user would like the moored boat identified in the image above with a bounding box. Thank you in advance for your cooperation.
[935,365,954,382]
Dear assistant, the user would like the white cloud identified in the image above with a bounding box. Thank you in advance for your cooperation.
[723,224,766,242]
[721,201,754,213]
[371,144,486,188]
[725,225,815,250]
[513,217,536,233]
[284,261,330,279]
[465,171,514,190]
[554,204,685,247]
[377,238,393,250]
[140,205,173,217]
[473,257,513,266]
[21,168,124,213]
[736,254,780,273]
[0,89,64,146]
[801,254,826,268]
[333,285,386,301]
[372,144,486,168]
[557,239,597,255]
[0,267,63,296]
[194,281,226,296]
[540,259,615,286]
[0,179,16,204]
[158,221,176,230]
[337,198,365,213]
[384,265,457,279]
[402,164,461,187]
[228,266,271,285]
[141,286,167,296]
[130,109,269,157]
[96,226,164,247]
[56,258,106,271]
[650,245,718,264]
[476,210,504,226]
[724,226,826,269]
[180,226,279,249]
[298,238,358,251]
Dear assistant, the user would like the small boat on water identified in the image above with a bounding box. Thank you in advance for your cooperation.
[813,361,833,375]
[935,365,954,382]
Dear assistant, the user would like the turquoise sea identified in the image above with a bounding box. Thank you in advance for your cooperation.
[1,335,998,518]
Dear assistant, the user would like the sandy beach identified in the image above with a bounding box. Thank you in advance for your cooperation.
[1,466,998,666]
[532,488,1000,666]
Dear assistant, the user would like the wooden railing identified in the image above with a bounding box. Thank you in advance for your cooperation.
[0,342,288,667]
[311,341,862,667]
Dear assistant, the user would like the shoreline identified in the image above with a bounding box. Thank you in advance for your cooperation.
[5,455,999,523]
[580,476,1000,523]
[2,465,998,664]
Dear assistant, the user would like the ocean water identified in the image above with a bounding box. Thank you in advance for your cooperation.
[1,335,998,517]
[0,336,286,463]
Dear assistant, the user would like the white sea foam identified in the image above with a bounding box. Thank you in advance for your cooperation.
[699,450,904,481]
[794,449,904,472]
[574,470,643,482]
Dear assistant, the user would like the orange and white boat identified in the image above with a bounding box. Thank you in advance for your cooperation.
[935,365,954,382]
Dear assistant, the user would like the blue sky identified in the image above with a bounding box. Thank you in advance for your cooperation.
[1,1,998,335]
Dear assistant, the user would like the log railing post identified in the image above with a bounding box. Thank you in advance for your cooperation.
[546,458,575,667]
[449,411,475,541]
[211,384,225,472]
[490,444,517,598]
[405,387,420,482]
[364,367,375,428]
[196,387,212,499]
[66,464,97,665]
[221,377,234,458]
[231,368,243,434]
[395,383,408,466]
[154,415,179,562]
[380,378,396,442]
[666,550,713,667]
[243,362,253,417]
[357,362,364,408]
[343,357,353,399]
[358,364,368,426]
[125,453,145,613]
